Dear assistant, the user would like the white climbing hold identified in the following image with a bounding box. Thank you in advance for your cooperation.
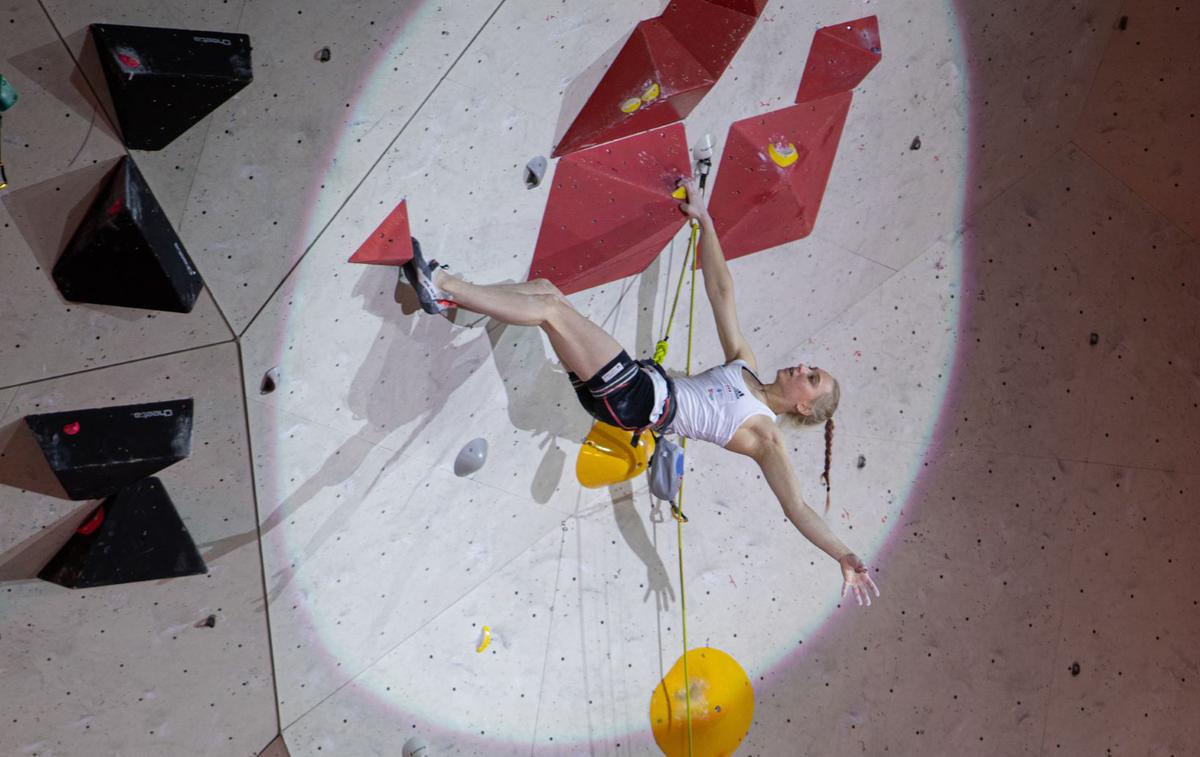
[525,156,547,189]
[454,437,488,476]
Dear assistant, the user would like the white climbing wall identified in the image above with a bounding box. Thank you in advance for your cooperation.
[0,1,1197,756]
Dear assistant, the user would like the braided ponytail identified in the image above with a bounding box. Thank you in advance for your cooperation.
[820,418,834,513]
[776,373,840,513]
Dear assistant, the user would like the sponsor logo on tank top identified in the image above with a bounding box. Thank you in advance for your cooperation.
[706,383,744,403]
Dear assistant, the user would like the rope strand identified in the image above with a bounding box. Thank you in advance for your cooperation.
[657,207,701,756]
[677,218,700,756]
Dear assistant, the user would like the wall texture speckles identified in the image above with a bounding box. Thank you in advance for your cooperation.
[0,0,1197,755]
[1074,4,1200,243]
[0,343,275,756]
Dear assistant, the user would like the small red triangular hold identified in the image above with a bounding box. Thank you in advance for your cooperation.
[348,200,414,266]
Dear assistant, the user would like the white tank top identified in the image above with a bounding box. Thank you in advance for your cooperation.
[667,360,777,446]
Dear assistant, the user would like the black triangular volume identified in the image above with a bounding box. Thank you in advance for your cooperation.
[25,399,194,500]
[90,23,253,150]
[39,478,207,589]
[52,156,204,313]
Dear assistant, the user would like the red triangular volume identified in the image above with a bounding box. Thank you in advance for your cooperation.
[795,16,881,103]
[658,0,765,79]
[701,0,768,14]
[348,199,414,266]
[530,124,692,294]
[552,19,714,158]
[706,95,852,261]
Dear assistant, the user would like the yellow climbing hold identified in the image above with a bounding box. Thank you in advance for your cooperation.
[576,421,655,488]
[649,647,754,757]
[476,626,492,653]
[671,186,688,201]
[621,97,643,114]
[641,82,661,103]
[768,141,799,167]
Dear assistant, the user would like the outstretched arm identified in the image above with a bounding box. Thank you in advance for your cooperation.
[678,178,756,369]
[750,426,881,606]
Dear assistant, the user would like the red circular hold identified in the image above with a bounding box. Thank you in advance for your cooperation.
[63,421,81,435]
[77,506,105,536]
[117,52,142,69]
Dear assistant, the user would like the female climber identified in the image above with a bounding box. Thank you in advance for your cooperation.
[402,176,881,607]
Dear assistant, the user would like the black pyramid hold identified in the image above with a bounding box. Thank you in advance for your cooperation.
[91,23,253,151]
[24,399,194,501]
[52,156,204,313]
[39,477,207,589]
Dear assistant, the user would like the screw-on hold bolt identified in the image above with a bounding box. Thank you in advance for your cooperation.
[1070,661,1081,676]
[204,615,217,628]
[910,136,922,150]
[856,454,867,469]
[317,46,331,62]
[1089,333,1099,346]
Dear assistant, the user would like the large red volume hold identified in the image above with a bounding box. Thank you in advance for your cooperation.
[699,0,769,14]
[552,20,713,158]
[657,0,765,79]
[553,0,769,158]
[530,124,692,295]
[348,199,414,266]
[706,94,853,262]
[794,16,881,103]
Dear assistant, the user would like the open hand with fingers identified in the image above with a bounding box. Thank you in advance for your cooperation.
[839,552,881,607]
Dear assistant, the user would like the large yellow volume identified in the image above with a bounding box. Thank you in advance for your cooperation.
[650,647,754,757]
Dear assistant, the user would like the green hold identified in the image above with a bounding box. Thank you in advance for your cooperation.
[0,75,18,112]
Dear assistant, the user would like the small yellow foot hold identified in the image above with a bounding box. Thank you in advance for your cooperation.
[768,141,798,167]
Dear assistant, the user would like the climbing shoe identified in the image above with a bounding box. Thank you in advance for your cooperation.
[401,237,454,314]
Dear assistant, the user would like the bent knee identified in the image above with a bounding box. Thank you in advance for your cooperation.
[537,291,579,326]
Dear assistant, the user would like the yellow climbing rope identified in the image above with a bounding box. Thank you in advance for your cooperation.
[651,221,696,367]
[652,214,702,757]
